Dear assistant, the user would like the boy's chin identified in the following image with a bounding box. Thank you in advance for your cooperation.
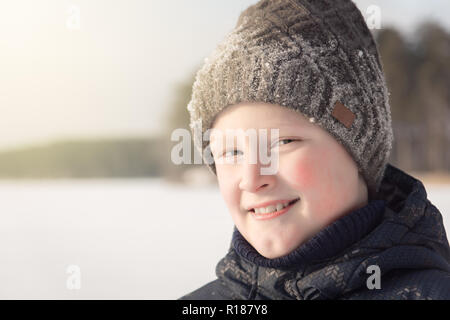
[253,240,302,259]
[257,247,292,259]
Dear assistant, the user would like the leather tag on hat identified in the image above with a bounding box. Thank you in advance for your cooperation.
[332,101,355,129]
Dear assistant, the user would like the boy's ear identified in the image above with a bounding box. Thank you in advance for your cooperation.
[358,171,367,183]
[358,172,374,200]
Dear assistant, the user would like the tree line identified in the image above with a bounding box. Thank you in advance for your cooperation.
[0,22,448,180]
[376,23,450,172]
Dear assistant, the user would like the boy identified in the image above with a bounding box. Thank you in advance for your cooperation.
[180,0,450,299]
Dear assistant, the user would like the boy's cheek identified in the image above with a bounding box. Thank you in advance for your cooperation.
[284,151,341,215]
[216,168,242,212]
[285,151,328,191]
[286,151,348,223]
[218,187,241,220]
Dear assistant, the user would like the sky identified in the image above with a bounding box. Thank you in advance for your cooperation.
[1,0,449,151]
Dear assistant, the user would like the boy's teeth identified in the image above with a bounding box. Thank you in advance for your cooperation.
[255,207,265,214]
[276,203,284,212]
[253,201,294,214]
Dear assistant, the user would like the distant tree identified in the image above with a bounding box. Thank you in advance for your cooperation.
[160,67,206,183]
[376,23,450,172]
[415,23,450,171]
[376,28,415,170]
[0,138,165,178]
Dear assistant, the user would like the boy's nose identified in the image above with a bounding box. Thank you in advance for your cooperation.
[238,160,274,192]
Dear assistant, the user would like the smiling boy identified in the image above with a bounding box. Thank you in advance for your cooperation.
[209,102,370,260]
[180,0,450,299]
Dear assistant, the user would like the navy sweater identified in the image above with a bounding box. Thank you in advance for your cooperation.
[180,164,450,300]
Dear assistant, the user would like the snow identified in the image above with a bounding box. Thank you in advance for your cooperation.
[0,179,448,299]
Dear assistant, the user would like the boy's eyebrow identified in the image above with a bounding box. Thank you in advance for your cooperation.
[210,125,308,145]
[211,124,310,137]
[265,123,311,133]
[214,121,309,132]
[274,122,309,129]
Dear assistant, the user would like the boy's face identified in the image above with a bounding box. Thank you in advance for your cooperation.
[210,102,368,259]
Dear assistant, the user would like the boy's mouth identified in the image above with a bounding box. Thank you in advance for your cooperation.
[249,198,300,221]
[248,197,300,215]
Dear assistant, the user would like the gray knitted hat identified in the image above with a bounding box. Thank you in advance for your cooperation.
[187,0,393,198]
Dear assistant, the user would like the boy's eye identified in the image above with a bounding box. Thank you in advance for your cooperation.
[223,150,242,158]
[280,139,294,145]
[220,139,296,157]
[273,139,295,147]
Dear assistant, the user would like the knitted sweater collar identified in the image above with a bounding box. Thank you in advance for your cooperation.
[231,199,386,269]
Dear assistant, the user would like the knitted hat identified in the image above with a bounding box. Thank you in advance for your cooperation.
[187,0,393,199]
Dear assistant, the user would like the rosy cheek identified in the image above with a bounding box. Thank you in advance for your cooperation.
[292,162,315,188]
[288,153,324,189]
[286,151,338,218]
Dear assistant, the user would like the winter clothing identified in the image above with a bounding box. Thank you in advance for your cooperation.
[180,164,450,300]
[187,0,393,198]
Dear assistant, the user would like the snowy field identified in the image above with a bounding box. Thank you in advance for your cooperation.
[0,179,449,299]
